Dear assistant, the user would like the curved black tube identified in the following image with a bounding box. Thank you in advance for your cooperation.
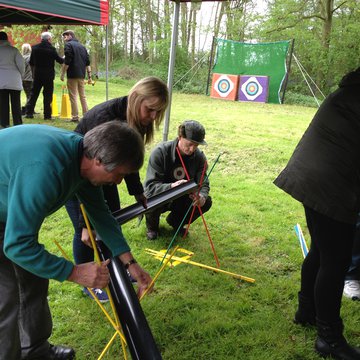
[97,241,162,360]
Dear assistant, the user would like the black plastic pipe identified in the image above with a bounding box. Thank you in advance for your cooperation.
[113,180,198,225]
[97,241,162,360]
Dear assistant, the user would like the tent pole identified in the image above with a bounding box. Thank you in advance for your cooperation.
[163,0,180,142]
[206,36,216,96]
[105,25,109,101]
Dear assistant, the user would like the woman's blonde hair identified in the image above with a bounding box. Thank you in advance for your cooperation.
[21,43,31,55]
[127,76,169,144]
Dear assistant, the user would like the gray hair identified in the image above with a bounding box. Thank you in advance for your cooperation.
[41,32,52,41]
[21,43,31,55]
[83,120,144,172]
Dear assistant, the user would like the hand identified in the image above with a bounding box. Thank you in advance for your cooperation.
[81,228,96,248]
[87,78,93,85]
[67,259,111,288]
[60,74,65,82]
[170,179,188,188]
[134,193,147,209]
[127,263,153,298]
[189,193,206,207]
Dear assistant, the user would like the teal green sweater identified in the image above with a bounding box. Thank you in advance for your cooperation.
[0,124,130,281]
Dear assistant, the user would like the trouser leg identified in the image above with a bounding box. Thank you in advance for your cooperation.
[345,216,360,280]
[65,198,94,264]
[77,79,88,115]
[0,89,10,128]
[0,223,53,360]
[26,78,42,115]
[67,79,79,120]
[167,195,212,229]
[42,79,54,119]
[0,223,21,360]
[102,184,121,213]
[302,206,354,323]
[145,207,164,232]
[10,90,22,125]
[16,261,52,359]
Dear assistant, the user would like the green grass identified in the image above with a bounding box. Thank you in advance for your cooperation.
[23,80,360,359]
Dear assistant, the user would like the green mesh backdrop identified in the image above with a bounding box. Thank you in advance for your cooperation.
[212,39,291,104]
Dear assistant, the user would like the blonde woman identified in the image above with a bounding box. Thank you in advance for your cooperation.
[65,76,169,302]
[21,43,32,114]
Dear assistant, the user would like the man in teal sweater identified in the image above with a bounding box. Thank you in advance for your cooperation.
[0,121,152,360]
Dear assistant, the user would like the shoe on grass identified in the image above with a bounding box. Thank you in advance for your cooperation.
[82,287,109,303]
[343,280,360,300]
[48,344,75,359]
[146,229,158,240]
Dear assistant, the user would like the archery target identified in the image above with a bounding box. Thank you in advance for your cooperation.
[173,166,186,180]
[238,75,269,103]
[210,73,239,101]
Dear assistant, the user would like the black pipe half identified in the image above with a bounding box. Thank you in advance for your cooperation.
[113,180,198,225]
[97,241,162,360]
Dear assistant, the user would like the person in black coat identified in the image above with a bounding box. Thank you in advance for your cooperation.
[65,76,169,302]
[25,32,64,120]
[274,67,360,360]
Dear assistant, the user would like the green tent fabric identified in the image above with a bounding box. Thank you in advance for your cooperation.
[0,0,108,25]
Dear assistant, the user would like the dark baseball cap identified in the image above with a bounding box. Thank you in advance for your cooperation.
[181,120,207,145]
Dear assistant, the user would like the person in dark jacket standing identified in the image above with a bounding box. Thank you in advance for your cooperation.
[60,30,92,122]
[65,76,169,301]
[274,67,360,360]
[144,120,212,240]
[24,32,64,120]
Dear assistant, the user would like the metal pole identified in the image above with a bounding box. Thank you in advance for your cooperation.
[162,0,180,142]
[105,25,109,100]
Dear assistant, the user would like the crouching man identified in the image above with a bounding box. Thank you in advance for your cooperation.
[145,120,212,240]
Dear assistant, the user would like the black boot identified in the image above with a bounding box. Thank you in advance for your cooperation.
[294,292,316,326]
[315,318,360,359]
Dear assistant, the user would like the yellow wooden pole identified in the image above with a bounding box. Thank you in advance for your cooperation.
[145,248,255,283]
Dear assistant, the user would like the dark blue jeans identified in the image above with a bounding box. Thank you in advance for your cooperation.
[0,223,52,359]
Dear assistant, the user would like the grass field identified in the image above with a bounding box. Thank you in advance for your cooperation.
[21,79,360,359]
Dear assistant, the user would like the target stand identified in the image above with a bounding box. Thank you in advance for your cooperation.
[210,73,239,101]
[238,75,269,103]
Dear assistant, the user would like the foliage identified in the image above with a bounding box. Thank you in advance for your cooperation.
[21,79,360,360]
[8,0,360,99]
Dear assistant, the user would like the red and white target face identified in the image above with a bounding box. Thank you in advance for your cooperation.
[214,75,234,98]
